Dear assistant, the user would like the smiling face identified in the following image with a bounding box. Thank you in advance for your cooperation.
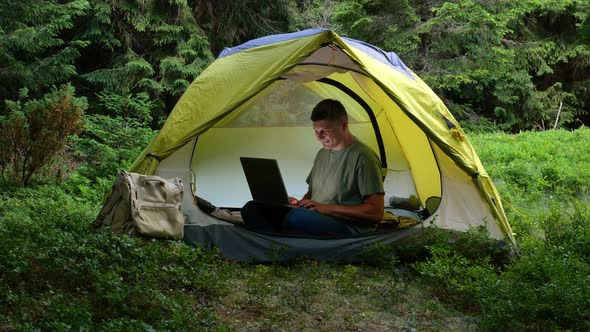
[313,119,347,150]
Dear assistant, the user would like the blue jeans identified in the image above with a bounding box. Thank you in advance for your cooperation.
[240,201,353,235]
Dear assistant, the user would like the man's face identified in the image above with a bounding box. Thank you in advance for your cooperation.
[313,119,346,150]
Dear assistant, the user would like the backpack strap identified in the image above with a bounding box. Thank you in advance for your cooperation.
[124,171,140,216]
[94,171,127,227]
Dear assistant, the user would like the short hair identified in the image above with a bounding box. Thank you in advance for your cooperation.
[311,99,348,123]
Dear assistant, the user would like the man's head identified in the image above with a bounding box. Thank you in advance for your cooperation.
[311,99,348,123]
[311,99,352,151]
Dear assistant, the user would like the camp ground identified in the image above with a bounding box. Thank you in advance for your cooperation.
[129,28,515,262]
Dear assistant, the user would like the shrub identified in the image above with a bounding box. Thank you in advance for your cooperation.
[413,226,507,310]
[415,203,590,330]
[71,91,156,182]
[96,92,156,124]
[471,128,590,239]
[0,184,229,330]
[459,117,500,134]
[0,85,86,186]
[479,246,590,331]
[72,114,155,182]
[472,129,590,201]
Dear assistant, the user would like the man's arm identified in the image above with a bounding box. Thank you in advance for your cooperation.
[298,193,385,223]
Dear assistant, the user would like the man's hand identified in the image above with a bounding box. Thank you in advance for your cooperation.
[291,196,330,214]
[296,194,385,223]
[297,199,329,214]
[288,196,299,206]
[290,191,312,207]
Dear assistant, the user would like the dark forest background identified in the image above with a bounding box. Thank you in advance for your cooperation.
[3,0,589,186]
[2,0,589,130]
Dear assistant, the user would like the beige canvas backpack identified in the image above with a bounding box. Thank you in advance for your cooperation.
[94,171,185,240]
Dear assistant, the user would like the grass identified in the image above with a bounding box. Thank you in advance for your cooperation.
[470,128,590,242]
[211,262,477,331]
[1,128,589,331]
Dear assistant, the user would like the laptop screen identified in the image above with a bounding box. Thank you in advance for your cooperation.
[239,157,290,206]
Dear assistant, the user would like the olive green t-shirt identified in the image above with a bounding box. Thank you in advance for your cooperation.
[306,139,384,207]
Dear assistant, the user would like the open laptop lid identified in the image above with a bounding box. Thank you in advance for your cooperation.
[239,157,290,206]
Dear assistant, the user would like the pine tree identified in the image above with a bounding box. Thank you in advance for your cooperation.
[0,0,90,101]
[77,0,214,123]
[192,0,302,55]
[417,0,590,130]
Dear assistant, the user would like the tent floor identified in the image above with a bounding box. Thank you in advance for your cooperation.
[182,222,429,262]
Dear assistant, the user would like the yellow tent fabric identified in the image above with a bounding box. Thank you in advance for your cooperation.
[130,29,514,244]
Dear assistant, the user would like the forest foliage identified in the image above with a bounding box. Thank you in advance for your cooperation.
[1,0,588,185]
[1,0,588,128]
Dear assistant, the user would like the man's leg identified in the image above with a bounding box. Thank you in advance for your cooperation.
[282,208,353,235]
[240,201,290,233]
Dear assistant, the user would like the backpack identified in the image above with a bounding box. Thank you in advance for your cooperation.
[94,170,185,240]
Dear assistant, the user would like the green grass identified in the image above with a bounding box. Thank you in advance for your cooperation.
[470,128,590,240]
[211,262,477,331]
[1,128,589,331]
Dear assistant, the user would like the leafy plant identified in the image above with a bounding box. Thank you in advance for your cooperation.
[79,0,215,122]
[96,91,156,123]
[413,128,590,330]
[477,203,590,331]
[413,226,507,307]
[0,84,86,186]
[332,0,420,57]
[193,0,303,55]
[0,184,229,330]
[71,114,155,182]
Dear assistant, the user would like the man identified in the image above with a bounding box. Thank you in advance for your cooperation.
[241,99,384,235]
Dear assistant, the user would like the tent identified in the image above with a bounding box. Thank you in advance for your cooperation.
[130,28,514,262]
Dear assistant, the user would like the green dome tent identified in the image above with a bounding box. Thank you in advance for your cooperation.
[130,28,514,261]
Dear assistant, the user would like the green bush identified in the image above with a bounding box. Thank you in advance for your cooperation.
[471,128,590,238]
[0,184,229,330]
[0,84,86,186]
[2,124,589,330]
[479,246,590,331]
[480,208,590,330]
[69,91,156,184]
[72,114,155,182]
[413,227,507,309]
[459,117,500,134]
[472,129,590,199]
[416,128,590,329]
[415,203,590,330]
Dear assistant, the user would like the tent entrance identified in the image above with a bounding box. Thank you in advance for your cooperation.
[190,81,439,212]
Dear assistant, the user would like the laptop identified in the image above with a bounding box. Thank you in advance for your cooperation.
[239,157,291,206]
